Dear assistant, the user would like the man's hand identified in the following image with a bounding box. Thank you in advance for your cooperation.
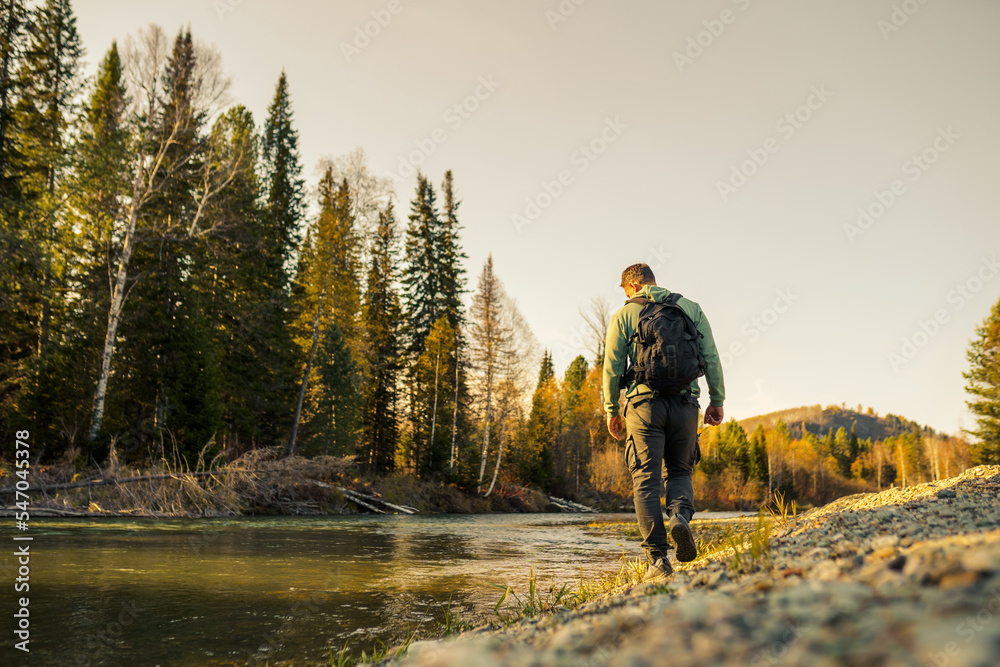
[607,414,625,440]
[704,405,724,426]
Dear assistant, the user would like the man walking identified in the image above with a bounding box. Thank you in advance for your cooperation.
[603,263,725,583]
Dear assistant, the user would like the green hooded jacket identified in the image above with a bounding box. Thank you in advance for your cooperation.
[602,285,725,417]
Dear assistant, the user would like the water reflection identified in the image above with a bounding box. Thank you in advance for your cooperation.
[5,514,644,666]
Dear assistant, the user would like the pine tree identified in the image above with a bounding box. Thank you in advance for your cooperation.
[833,426,851,476]
[8,0,84,455]
[86,26,241,451]
[0,0,27,202]
[260,70,304,288]
[361,202,402,473]
[438,170,467,330]
[964,298,1000,464]
[564,355,587,408]
[11,0,82,199]
[718,421,750,480]
[195,105,297,450]
[22,41,126,457]
[289,173,358,454]
[402,173,441,356]
[307,322,361,456]
[562,355,591,495]
[113,28,229,460]
[0,0,31,432]
[524,351,558,488]
[749,425,768,484]
[412,315,459,477]
[11,0,83,328]
[537,350,555,387]
[210,69,304,449]
[849,422,860,465]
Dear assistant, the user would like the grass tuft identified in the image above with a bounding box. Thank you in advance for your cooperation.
[486,550,649,627]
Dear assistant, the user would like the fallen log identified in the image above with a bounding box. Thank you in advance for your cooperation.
[312,481,418,514]
[548,495,599,513]
[339,488,387,514]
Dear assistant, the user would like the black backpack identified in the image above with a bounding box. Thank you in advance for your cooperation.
[620,293,706,395]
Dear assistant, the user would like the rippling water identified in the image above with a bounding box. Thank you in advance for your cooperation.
[4,512,739,665]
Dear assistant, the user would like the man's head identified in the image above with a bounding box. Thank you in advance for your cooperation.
[620,263,656,298]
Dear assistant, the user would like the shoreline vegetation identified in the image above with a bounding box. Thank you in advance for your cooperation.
[0,445,599,517]
[368,465,1000,667]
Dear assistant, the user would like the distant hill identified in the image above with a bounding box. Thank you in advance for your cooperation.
[738,404,936,442]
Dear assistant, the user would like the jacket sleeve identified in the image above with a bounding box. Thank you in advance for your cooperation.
[692,307,725,406]
[602,309,629,417]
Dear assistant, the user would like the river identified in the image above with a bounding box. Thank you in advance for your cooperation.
[4,512,743,666]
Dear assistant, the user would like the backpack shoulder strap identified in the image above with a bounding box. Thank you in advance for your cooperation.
[666,292,682,305]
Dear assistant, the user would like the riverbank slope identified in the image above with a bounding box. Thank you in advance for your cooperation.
[390,465,1000,666]
[0,448,583,516]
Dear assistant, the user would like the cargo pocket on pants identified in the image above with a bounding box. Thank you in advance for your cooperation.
[624,435,639,473]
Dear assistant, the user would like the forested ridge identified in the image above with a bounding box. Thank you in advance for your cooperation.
[2,2,998,511]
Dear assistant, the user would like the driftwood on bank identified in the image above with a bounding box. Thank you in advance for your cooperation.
[548,495,599,513]
[312,481,418,515]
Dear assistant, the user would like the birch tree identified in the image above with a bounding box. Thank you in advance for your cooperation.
[314,146,393,247]
[87,25,242,442]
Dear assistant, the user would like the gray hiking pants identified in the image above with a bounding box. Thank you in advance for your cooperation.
[623,392,700,564]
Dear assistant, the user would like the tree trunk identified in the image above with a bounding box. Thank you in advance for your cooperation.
[428,345,441,472]
[88,203,140,442]
[767,447,773,497]
[485,412,506,498]
[288,296,325,456]
[450,340,459,474]
[477,374,491,494]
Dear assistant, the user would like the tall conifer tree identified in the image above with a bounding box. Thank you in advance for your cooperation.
[964,298,1000,464]
[0,0,27,202]
[86,25,242,446]
[0,0,31,431]
[20,40,126,455]
[438,170,467,330]
[193,105,296,450]
[361,202,402,473]
[308,322,360,456]
[10,0,83,454]
[402,173,441,356]
[260,70,304,289]
[289,173,358,454]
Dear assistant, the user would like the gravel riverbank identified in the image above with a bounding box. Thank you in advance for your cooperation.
[389,465,1000,667]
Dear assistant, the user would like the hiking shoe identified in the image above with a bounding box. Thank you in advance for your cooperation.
[670,514,697,563]
[643,558,672,583]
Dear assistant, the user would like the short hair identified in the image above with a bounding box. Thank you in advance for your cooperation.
[620,263,656,287]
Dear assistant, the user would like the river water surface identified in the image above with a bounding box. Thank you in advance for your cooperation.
[5,512,738,666]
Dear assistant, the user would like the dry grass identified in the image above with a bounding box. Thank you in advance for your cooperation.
[20,443,358,517]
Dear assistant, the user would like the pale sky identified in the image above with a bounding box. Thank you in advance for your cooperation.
[72,0,1000,436]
